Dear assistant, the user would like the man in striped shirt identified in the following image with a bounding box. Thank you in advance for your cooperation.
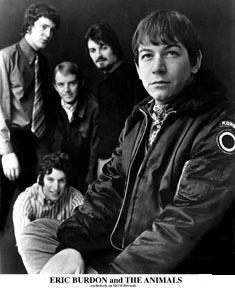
[13,151,84,246]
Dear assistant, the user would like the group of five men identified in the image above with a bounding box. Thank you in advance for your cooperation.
[0,2,235,274]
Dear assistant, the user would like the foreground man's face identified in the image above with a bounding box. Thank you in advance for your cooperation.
[136,41,200,104]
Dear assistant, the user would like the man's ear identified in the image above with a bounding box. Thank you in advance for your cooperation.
[26,25,32,34]
[191,50,202,74]
[79,79,85,89]
[53,83,58,92]
[135,62,141,80]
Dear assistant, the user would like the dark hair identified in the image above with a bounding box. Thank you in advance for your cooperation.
[132,9,202,66]
[22,2,60,34]
[84,22,123,59]
[53,61,84,84]
[37,152,70,186]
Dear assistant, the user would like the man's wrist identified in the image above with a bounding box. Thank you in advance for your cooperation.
[0,141,14,155]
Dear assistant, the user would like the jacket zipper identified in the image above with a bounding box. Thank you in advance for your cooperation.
[109,108,149,251]
[137,110,176,178]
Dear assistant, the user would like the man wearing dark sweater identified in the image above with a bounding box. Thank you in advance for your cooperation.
[85,23,145,176]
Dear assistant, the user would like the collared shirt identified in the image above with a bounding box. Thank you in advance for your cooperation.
[146,99,174,150]
[61,100,78,122]
[13,183,84,244]
[0,37,48,155]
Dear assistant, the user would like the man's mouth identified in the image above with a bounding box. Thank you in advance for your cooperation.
[96,58,107,63]
[50,191,59,196]
[150,81,170,86]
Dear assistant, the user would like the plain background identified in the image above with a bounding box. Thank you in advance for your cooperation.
[0,0,234,95]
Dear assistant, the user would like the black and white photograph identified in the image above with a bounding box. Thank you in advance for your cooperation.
[0,0,234,286]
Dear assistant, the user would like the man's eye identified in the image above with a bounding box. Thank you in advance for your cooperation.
[89,49,96,53]
[166,50,180,57]
[57,83,64,87]
[101,45,108,50]
[140,53,152,61]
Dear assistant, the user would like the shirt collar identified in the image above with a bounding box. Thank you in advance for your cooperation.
[147,99,173,122]
[61,99,87,120]
[19,37,37,66]
[61,99,78,113]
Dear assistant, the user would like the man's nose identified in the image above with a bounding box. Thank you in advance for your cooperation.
[152,55,166,74]
[52,181,59,190]
[44,28,53,39]
[64,84,71,92]
[96,48,102,58]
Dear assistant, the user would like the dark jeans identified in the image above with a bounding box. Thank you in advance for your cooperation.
[0,128,47,232]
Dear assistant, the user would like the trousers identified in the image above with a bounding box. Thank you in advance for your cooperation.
[18,218,61,274]
[18,218,119,274]
[0,129,40,232]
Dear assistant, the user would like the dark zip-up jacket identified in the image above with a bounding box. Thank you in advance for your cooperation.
[48,89,99,192]
[56,71,235,273]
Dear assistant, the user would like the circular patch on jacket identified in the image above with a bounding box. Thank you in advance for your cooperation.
[216,130,235,154]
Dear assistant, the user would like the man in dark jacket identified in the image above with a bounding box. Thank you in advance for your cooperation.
[19,10,235,274]
[49,61,99,193]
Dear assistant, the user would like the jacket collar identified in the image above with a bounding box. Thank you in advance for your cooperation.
[75,98,86,119]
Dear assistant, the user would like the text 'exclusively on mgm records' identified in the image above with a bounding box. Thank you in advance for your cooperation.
[50,276,183,286]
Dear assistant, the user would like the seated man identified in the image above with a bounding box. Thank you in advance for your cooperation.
[13,151,83,249]
[48,61,99,193]
[18,9,235,274]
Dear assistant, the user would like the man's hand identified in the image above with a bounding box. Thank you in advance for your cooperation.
[40,248,85,274]
[1,153,20,181]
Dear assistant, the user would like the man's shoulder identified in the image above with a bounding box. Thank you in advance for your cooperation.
[82,88,99,108]
[0,42,18,59]
[114,61,137,77]
[21,183,40,200]
[67,186,83,195]
[66,186,84,201]
[14,183,40,208]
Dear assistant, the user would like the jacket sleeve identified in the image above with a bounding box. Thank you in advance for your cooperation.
[56,128,126,253]
[109,116,235,273]
[0,50,13,155]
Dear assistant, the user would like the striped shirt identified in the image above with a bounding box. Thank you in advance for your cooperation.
[13,183,84,244]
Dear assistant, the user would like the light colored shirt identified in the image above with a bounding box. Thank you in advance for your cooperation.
[0,37,48,155]
[13,183,84,244]
[61,100,78,122]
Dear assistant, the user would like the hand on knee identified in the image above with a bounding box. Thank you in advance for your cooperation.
[40,248,85,274]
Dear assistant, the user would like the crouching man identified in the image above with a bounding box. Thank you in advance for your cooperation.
[13,151,84,273]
